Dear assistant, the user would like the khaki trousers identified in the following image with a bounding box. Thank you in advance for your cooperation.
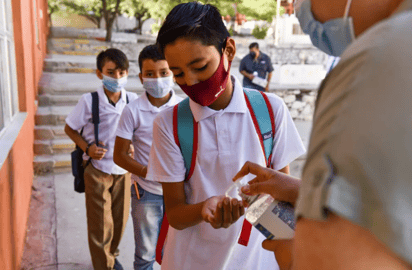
[84,163,131,270]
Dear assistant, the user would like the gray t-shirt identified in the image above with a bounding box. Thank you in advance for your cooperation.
[296,0,412,265]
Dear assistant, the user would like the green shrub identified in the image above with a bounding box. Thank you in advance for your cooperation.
[228,26,234,36]
[151,23,161,35]
[252,25,269,39]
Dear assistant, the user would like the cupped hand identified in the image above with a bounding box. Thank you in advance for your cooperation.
[88,141,108,160]
[201,196,245,229]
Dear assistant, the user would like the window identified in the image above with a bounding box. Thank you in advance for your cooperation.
[0,0,19,134]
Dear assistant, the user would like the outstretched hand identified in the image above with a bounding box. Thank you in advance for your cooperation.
[201,196,245,229]
[233,161,301,205]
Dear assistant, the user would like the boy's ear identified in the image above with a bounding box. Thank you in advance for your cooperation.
[225,37,236,62]
[96,69,103,80]
[139,73,143,84]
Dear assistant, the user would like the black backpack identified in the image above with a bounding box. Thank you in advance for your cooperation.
[71,92,99,193]
[71,92,130,193]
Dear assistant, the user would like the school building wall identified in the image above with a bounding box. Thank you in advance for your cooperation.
[0,0,48,268]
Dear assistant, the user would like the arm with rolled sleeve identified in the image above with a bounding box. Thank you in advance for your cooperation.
[114,104,146,177]
[265,56,274,91]
[146,111,244,231]
[65,93,107,160]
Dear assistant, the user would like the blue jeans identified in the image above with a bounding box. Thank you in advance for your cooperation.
[131,183,164,270]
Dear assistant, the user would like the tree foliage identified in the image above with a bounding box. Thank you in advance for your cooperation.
[119,0,149,34]
[62,0,103,28]
[47,0,63,26]
[60,0,121,41]
[237,0,284,23]
[101,0,122,41]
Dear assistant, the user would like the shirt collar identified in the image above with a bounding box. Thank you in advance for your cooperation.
[189,76,247,122]
[97,85,127,106]
[140,90,178,112]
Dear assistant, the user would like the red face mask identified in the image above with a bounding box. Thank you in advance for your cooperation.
[178,52,232,107]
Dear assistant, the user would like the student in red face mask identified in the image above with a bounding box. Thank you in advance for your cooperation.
[145,2,306,270]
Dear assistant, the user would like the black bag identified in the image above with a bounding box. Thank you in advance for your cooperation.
[71,92,100,193]
[72,146,88,192]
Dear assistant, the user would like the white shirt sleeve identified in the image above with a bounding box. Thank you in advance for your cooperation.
[116,104,137,140]
[269,94,306,170]
[65,93,91,131]
[145,109,186,183]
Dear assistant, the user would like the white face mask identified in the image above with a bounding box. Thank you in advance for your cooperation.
[143,75,174,98]
[102,74,128,93]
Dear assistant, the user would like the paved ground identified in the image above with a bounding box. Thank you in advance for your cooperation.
[21,121,311,270]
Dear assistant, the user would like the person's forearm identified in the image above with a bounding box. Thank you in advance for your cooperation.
[275,171,301,205]
[165,200,206,230]
[113,150,145,177]
[267,72,273,85]
[241,70,253,80]
[64,124,88,152]
[268,72,272,84]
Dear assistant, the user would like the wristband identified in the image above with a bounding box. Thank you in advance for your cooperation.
[85,142,94,156]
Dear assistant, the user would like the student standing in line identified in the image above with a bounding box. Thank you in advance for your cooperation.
[65,48,138,270]
[145,2,306,270]
[113,44,183,270]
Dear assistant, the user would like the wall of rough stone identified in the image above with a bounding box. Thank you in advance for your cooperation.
[267,44,329,66]
[272,89,317,121]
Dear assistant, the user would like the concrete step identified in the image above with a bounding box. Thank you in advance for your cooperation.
[34,139,75,155]
[35,125,67,140]
[38,72,142,95]
[47,36,152,61]
[35,91,187,125]
[50,27,156,44]
[35,106,73,126]
[48,37,109,53]
[33,153,71,175]
[43,54,139,76]
[38,72,187,96]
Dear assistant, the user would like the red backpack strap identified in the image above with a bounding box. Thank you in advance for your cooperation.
[156,214,169,264]
[156,101,199,264]
[237,90,276,246]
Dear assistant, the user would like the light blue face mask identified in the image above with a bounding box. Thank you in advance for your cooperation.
[143,75,174,98]
[296,0,355,57]
[102,74,128,93]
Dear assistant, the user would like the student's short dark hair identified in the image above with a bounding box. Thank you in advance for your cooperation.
[138,44,166,71]
[157,2,230,56]
[249,42,259,50]
[96,48,129,71]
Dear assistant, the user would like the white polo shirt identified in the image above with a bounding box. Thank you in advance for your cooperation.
[146,76,306,270]
[66,86,138,175]
[116,91,183,195]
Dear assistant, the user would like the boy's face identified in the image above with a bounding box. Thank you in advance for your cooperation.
[139,59,173,84]
[96,60,128,80]
[163,38,236,87]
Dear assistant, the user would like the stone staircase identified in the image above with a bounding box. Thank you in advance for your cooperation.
[33,36,184,175]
